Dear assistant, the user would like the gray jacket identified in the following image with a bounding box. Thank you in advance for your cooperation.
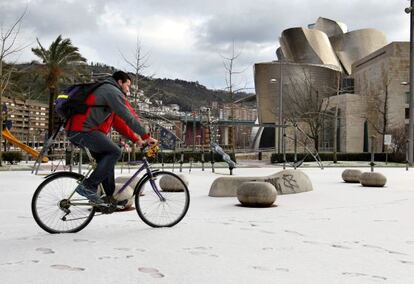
[67,77,147,139]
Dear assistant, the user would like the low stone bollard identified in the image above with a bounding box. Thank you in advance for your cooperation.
[237,182,277,207]
[113,183,134,208]
[264,169,313,195]
[160,174,189,192]
[115,175,140,190]
[342,169,362,183]
[359,172,387,187]
[209,169,313,197]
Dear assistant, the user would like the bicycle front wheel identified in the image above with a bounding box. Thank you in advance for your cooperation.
[135,171,190,227]
[31,172,95,234]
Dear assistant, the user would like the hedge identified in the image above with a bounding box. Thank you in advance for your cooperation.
[2,151,23,164]
[271,152,406,163]
[66,150,236,165]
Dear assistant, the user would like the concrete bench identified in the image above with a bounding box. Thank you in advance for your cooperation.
[209,169,313,197]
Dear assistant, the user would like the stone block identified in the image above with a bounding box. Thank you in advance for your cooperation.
[113,183,134,208]
[237,182,277,207]
[342,169,362,183]
[115,175,141,190]
[159,174,189,192]
[359,172,387,187]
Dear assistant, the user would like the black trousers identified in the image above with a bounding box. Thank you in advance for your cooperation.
[68,131,122,196]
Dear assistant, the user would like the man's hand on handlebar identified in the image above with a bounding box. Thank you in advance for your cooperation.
[145,136,158,146]
[136,136,158,148]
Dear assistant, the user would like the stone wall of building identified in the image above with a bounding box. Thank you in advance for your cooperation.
[323,94,367,152]
[353,42,409,151]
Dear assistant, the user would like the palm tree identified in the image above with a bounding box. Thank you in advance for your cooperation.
[32,35,86,137]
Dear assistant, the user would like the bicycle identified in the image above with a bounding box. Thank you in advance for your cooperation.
[31,144,190,234]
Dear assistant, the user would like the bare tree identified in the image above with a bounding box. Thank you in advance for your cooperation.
[0,10,27,166]
[284,67,335,151]
[221,41,248,148]
[388,125,407,154]
[119,36,153,103]
[364,69,393,152]
[119,36,153,159]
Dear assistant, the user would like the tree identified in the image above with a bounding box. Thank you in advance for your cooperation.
[0,10,27,166]
[119,36,153,159]
[31,35,86,138]
[119,36,152,100]
[364,70,393,152]
[388,125,407,155]
[221,41,248,148]
[285,67,336,151]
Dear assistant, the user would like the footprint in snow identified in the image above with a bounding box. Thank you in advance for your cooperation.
[342,272,387,281]
[138,267,165,278]
[400,260,414,265]
[252,266,270,271]
[73,239,95,243]
[284,230,306,237]
[36,248,54,254]
[50,264,85,271]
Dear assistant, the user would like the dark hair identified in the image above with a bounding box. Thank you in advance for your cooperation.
[112,71,131,83]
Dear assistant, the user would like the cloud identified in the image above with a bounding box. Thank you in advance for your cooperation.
[0,0,410,90]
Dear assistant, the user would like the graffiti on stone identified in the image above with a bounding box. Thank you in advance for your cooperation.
[282,174,299,193]
[265,174,298,194]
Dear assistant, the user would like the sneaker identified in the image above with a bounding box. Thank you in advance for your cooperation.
[75,184,104,204]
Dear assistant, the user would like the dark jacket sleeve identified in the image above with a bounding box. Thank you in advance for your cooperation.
[99,84,148,137]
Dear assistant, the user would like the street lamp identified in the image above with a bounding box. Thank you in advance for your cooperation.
[270,67,283,155]
[242,132,247,152]
[405,1,414,165]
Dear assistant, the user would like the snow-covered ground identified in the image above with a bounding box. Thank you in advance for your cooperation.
[1,167,414,283]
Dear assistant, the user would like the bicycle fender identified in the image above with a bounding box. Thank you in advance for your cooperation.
[43,171,84,180]
[133,169,160,194]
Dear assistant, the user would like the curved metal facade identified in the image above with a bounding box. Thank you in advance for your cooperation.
[330,29,388,74]
[280,27,342,72]
[254,62,341,124]
[313,17,347,38]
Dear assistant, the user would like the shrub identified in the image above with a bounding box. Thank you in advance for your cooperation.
[271,152,405,163]
[66,149,236,165]
[2,151,23,164]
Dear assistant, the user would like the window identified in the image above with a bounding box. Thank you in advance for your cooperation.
[406,108,410,119]
[406,92,410,104]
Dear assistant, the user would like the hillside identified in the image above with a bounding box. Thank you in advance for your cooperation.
[9,63,254,111]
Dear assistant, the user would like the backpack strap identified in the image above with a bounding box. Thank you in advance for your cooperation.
[64,81,122,129]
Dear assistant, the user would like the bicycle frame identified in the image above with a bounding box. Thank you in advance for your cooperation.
[67,155,165,207]
[117,157,163,199]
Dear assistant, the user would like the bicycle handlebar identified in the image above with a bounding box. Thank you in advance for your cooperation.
[139,142,159,158]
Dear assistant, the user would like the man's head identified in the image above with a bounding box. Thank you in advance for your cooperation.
[112,71,131,95]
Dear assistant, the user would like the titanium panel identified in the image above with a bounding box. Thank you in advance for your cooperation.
[330,28,387,74]
[313,17,347,38]
[280,27,342,71]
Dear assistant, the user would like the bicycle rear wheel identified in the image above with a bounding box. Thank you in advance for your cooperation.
[135,171,190,227]
[31,172,95,234]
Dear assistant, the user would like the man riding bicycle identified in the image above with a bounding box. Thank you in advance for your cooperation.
[67,71,157,204]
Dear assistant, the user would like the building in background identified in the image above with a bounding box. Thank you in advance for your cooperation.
[253,16,402,154]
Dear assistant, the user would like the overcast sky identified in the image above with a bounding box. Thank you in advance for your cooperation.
[0,0,411,91]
